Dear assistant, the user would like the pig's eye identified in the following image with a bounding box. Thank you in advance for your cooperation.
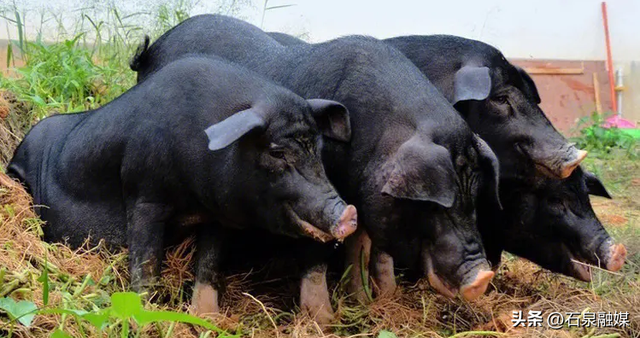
[494,95,509,105]
[269,143,286,160]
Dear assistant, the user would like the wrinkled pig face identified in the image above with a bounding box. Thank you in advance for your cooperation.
[452,65,586,180]
[204,98,357,242]
[381,134,500,300]
[498,168,626,281]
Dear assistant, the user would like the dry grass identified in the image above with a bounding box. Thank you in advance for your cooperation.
[0,95,638,337]
[0,90,32,167]
[1,168,638,337]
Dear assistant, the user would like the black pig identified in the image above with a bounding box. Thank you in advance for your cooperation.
[8,56,358,315]
[480,168,626,280]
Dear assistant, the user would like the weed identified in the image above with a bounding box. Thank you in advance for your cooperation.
[155,0,193,34]
[572,112,638,159]
[1,291,238,338]
[1,34,131,120]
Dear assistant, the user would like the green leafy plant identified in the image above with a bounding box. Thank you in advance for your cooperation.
[39,292,238,338]
[0,263,237,338]
[0,33,132,121]
[571,112,638,158]
[377,330,398,338]
[0,297,37,327]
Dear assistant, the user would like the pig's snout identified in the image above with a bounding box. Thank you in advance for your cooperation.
[330,204,357,241]
[558,149,588,179]
[595,238,627,272]
[521,141,588,179]
[424,251,494,301]
[606,243,627,272]
[459,270,495,301]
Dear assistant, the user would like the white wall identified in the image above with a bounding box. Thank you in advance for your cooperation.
[256,0,639,62]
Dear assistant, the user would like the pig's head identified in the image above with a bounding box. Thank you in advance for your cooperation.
[204,98,357,242]
[378,130,500,300]
[450,62,587,180]
[483,168,626,281]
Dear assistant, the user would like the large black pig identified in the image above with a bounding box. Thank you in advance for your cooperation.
[130,15,501,321]
[480,168,627,280]
[7,56,358,315]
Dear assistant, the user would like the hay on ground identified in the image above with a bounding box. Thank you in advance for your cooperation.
[0,162,638,337]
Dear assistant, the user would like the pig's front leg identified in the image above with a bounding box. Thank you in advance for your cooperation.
[192,225,225,315]
[298,241,334,324]
[344,228,372,303]
[370,246,396,297]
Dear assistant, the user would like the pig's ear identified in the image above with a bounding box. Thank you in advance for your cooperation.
[453,66,491,104]
[381,137,457,208]
[473,134,502,209]
[204,108,266,151]
[307,99,351,142]
[584,171,612,199]
[514,65,541,104]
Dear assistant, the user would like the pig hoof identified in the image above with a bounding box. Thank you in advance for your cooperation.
[331,205,358,240]
[304,303,334,325]
[460,270,494,301]
[192,282,220,315]
[607,244,627,272]
[374,279,397,298]
[301,294,334,324]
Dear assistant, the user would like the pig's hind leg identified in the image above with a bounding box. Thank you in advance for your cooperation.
[126,201,172,293]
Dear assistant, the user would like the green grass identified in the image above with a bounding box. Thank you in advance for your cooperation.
[1,34,133,120]
[571,111,639,159]
[0,0,207,130]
